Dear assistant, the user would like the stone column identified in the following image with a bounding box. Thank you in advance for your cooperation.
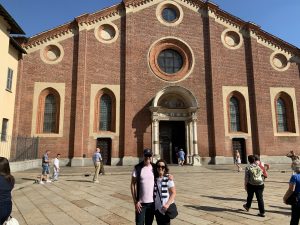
[152,119,160,162]
[192,116,201,166]
[185,121,191,164]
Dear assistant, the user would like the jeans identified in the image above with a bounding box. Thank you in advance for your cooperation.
[290,204,300,225]
[155,210,170,225]
[135,202,154,225]
[0,201,12,225]
[53,168,59,180]
[245,183,265,214]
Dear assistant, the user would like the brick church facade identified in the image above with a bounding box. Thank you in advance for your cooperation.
[13,0,300,166]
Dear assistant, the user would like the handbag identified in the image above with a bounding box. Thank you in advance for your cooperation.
[4,216,19,225]
[155,180,178,219]
[286,192,298,205]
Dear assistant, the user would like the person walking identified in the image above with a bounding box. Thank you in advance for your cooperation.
[40,150,51,184]
[283,161,300,225]
[234,150,242,172]
[98,148,105,175]
[243,155,265,217]
[178,149,185,166]
[92,147,102,183]
[287,151,300,174]
[154,159,176,225]
[131,148,156,225]
[0,157,15,224]
[52,153,60,181]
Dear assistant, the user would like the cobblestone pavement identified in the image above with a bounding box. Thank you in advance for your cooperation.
[10,164,294,225]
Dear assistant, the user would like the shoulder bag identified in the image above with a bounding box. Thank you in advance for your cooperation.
[286,192,298,205]
[155,180,178,219]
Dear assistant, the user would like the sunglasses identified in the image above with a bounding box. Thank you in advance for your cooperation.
[157,165,165,169]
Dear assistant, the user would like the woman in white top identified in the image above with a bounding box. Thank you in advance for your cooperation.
[154,159,176,225]
[234,150,242,172]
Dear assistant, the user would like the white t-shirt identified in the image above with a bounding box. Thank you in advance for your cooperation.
[53,158,59,169]
[132,164,154,203]
[155,177,175,214]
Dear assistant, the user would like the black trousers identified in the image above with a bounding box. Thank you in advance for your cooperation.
[155,210,170,225]
[245,183,265,214]
[290,204,300,225]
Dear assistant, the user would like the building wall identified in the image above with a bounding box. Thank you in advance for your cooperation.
[0,17,20,159]
[13,0,300,164]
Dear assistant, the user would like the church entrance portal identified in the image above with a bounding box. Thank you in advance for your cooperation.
[159,121,186,164]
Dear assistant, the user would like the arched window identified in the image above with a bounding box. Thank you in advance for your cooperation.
[43,94,57,132]
[99,94,112,131]
[37,88,60,133]
[94,89,116,133]
[275,93,295,133]
[229,97,240,132]
[276,98,288,132]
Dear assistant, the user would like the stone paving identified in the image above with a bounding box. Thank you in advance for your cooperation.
[10,164,294,225]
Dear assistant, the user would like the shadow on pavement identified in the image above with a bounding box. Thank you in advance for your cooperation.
[202,195,244,202]
[65,179,93,183]
[185,205,246,214]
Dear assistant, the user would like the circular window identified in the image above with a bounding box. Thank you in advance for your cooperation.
[221,29,243,50]
[270,52,290,71]
[149,37,194,82]
[158,49,183,74]
[156,1,183,27]
[40,43,64,64]
[162,7,177,22]
[95,22,119,44]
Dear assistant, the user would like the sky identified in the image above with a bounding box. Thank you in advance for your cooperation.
[0,0,299,48]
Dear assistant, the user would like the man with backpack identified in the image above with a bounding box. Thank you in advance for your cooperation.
[243,155,265,217]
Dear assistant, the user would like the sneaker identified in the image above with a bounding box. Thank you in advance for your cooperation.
[46,180,52,183]
[39,181,44,184]
[243,204,249,211]
[257,213,265,217]
[93,180,100,183]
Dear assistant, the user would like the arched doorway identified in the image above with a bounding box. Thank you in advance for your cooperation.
[150,86,201,165]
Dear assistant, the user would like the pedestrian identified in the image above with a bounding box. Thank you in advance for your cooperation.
[154,159,176,225]
[131,148,156,225]
[254,154,270,180]
[40,150,51,184]
[0,157,15,224]
[98,148,105,175]
[52,154,60,181]
[92,147,102,183]
[287,151,300,173]
[283,161,300,225]
[243,155,265,217]
[178,149,185,166]
[234,150,242,172]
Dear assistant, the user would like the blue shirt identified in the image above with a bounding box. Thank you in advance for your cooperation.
[290,173,300,193]
[93,152,102,163]
[42,153,49,166]
[0,176,13,203]
[178,150,185,159]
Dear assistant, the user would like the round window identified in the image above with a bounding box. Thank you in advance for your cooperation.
[162,8,177,22]
[158,49,183,74]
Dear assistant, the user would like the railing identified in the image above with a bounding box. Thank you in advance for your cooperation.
[0,133,39,161]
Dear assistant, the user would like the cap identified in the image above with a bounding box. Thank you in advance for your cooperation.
[143,148,153,157]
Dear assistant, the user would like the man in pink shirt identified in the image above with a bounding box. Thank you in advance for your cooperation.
[131,149,155,225]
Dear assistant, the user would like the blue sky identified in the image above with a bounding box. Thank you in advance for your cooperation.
[1,0,299,48]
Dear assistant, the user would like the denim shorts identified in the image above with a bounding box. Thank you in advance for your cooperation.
[42,165,50,174]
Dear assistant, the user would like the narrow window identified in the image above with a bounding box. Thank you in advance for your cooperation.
[230,97,241,132]
[1,118,8,142]
[276,98,288,132]
[99,94,112,131]
[43,94,57,133]
[6,68,13,91]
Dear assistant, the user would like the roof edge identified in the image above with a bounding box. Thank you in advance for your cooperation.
[0,4,25,34]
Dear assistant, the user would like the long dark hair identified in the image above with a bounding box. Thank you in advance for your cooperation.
[0,157,15,186]
[155,159,169,177]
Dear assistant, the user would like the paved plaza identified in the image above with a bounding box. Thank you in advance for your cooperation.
[11,164,294,225]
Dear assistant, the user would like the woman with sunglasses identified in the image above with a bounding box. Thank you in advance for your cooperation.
[154,159,176,225]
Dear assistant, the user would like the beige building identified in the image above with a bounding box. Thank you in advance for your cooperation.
[0,5,25,159]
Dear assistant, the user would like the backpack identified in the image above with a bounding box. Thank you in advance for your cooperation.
[248,165,263,185]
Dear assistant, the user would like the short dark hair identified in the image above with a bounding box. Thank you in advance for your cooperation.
[253,154,260,161]
[248,155,255,164]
